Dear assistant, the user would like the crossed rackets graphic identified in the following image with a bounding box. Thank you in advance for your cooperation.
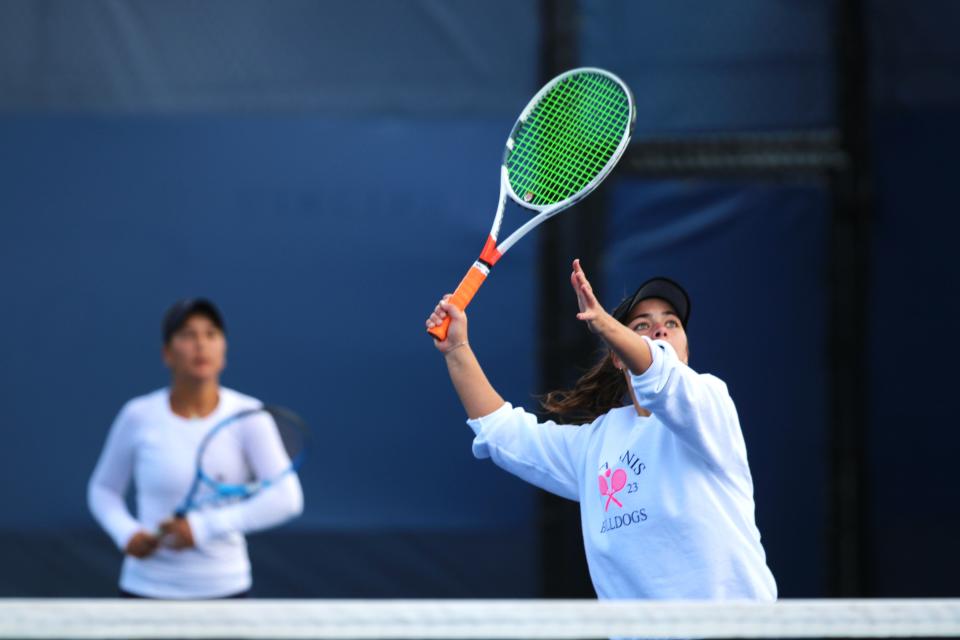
[598,468,627,511]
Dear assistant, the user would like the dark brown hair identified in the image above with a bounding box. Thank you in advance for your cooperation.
[540,349,628,424]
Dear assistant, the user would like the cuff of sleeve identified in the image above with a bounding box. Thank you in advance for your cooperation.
[115,523,144,552]
[629,336,672,395]
[186,510,226,548]
[466,402,512,459]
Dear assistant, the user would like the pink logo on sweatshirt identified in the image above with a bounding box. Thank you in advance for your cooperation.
[598,468,627,511]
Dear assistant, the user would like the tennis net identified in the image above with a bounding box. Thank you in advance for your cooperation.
[1,598,959,639]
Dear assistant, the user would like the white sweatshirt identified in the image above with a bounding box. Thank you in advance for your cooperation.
[88,387,304,598]
[468,337,776,600]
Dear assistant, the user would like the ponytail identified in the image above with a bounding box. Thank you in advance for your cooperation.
[539,350,628,424]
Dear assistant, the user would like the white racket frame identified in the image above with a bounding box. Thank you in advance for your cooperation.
[427,67,635,341]
[492,67,636,256]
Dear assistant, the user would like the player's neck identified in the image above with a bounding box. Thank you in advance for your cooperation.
[631,400,652,418]
[169,379,220,419]
[625,382,652,418]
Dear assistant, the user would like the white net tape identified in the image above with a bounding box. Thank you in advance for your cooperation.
[1,599,959,639]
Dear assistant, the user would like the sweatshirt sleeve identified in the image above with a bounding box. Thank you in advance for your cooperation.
[187,411,304,546]
[467,402,590,501]
[629,336,750,482]
[87,405,143,551]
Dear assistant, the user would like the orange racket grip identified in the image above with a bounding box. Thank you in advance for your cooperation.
[427,262,489,342]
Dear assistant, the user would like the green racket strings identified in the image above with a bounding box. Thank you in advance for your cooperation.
[507,71,631,207]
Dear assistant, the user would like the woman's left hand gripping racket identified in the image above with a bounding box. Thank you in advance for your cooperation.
[175,405,308,518]
[427,67,636,341]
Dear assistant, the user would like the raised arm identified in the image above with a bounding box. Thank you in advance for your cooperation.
[426,294,505,419]
[569,259,654,375]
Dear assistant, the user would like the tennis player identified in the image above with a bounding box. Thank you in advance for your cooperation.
[87,298,304,599]
[426,259,776,599]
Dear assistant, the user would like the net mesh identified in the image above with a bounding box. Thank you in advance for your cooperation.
[507,70,632,207]
[2,599,959,639]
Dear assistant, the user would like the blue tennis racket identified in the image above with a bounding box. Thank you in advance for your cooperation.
[175,404,308,517]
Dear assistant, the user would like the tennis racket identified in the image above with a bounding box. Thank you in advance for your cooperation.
[427,67,635,341]
[174,405,308,517]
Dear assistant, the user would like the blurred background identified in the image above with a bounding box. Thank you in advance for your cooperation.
[0,0,957,599]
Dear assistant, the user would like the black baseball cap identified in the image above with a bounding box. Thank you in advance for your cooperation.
[162,298,226,343]
[612,276,690,327]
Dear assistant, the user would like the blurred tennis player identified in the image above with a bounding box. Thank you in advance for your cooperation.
[88,299,303,599]
[426,260,776,600]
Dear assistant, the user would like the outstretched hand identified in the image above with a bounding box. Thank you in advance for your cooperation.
[570,259,612,334]
[426,294,469,354]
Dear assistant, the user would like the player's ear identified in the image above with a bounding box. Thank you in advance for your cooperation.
[220,336,228,370]
[161,344,173,368]
[610,351,624,372]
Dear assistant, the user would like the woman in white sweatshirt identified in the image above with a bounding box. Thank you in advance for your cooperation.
[88,298,303,599]
[425,259,776,600]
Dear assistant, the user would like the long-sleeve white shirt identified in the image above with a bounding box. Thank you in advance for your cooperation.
[468,337,776,600]
[88,387,304,598]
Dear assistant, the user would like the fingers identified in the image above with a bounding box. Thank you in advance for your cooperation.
[125,531,160,558]
[569,258,605,333]
[142,535,159,554]
[155,520,178,549]
[176,519,195,549]
[425,294,462,329]
[577,273,595,300]
[426,311,444,329]
[157,518,194,550]
[572,258,590,282]
[570,258,589,291]
[569,258,597,309]
[570,258,582,287]
[439,299,465,321]
[572,258,590,287]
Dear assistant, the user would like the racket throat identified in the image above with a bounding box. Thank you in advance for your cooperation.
[478,235,502,268]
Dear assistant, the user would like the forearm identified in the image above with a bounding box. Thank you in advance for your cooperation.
[444,344,505,419]
[570,259,653,374]
[188,474,304,545]
[88,483,142,550]
[592,313,653,374]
